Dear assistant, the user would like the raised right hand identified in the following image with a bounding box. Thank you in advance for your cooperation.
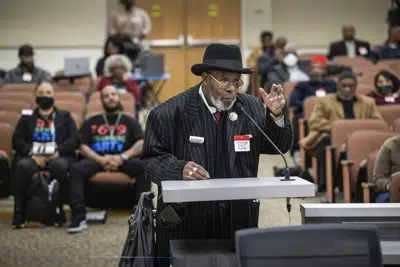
[182,161,210,180]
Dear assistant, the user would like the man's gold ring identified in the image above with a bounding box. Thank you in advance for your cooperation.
[193,167,198,173]
[188,171,193,176]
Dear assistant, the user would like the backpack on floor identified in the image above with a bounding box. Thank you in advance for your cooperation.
[25,172,60,226]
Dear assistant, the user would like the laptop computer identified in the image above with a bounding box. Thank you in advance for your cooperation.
[64,57,90,77]
[140,54,164,77]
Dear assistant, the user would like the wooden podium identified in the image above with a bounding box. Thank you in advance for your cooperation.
[161,177,315,267]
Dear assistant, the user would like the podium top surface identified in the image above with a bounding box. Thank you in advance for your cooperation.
[162,177,315,203]
[301,203,400,217]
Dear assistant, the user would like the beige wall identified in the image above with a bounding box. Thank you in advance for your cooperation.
[244,0,390,50]
[0,0,392,75]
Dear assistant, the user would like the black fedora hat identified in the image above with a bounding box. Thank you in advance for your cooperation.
[191,43,253,76]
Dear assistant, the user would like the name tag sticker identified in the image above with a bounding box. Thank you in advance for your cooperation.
[316,88,326,97]
[234,135,250,152]
[189,136,204,144]
[22,72,32,82]
[32,142,56,155]
[385,96,395,103]
[21,109,33,116]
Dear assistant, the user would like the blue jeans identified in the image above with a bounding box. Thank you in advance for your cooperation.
[375,192,390,203]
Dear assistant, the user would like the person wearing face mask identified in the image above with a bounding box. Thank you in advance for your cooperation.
[11,82,79,229]
[300,71,382,194]
[267,48,309,86]
[367,70,400,105]
[108,0,152,42]
[327,25,371,59]
[142,43,292,267]
[67,85,148,233]
[3,44,52,84]
[95,54,141,103]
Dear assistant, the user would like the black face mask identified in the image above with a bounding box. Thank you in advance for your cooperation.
[36,96,54,110]
[376,85,393,95]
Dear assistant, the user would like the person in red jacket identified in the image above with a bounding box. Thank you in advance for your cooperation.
[96,54,141,103]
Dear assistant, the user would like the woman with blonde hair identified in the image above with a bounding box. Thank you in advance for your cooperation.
[95,54,141,103]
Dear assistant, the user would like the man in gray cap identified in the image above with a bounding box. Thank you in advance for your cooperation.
[4,44,52,84]
[300,71,382,194]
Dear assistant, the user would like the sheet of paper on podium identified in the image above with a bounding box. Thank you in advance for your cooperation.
[162,177,315,203]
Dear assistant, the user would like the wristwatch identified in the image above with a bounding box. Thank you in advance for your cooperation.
[120,153,130,161]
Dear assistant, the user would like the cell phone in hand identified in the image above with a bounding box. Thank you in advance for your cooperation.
[160,205,181,225]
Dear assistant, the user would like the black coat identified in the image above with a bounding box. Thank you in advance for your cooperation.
[12,108,79,157]
[327,40,371,59]
[142,84,292,185]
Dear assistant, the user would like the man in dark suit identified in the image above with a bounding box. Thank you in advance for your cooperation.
[327,25,371,59]
[141,43,292,267]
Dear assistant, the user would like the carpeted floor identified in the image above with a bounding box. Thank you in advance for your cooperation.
[0,154,324,267]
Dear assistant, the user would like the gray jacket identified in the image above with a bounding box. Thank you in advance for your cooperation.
[4,66,52,84]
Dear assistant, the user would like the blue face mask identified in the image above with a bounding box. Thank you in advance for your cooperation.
[376,85,393,95]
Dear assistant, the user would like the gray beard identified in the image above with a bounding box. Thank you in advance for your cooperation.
[210,93,236,111]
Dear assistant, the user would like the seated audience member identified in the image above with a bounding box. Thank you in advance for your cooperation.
[300,71,382,191]
[267,47,309,86]
[289,55,336,162]
[95,35,125,77]
[11,82,79,229]
[381,26,400,59]
[373,135,400,203]
[247,31,274,69]
[367,70,400,105]
[275,36,288,50]
[327,25,371,59]
[96,54,141,103]
[68,85,149,233]
[4,45,52,84]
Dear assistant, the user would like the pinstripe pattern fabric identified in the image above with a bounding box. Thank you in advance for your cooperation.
[141,84,292,267]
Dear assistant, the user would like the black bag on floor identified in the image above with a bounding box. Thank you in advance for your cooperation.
[119,191,155,267]
[25,172,61,226]
[273,166,314,184]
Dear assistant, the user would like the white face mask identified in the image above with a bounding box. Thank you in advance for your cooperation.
[283,53,298,67]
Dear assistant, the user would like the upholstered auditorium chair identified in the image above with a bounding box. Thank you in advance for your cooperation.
[325,120,388,203]
[341,130,397,203]
[378,105,400,130]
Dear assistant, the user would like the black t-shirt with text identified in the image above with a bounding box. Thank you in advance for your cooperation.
[80,113,143,155]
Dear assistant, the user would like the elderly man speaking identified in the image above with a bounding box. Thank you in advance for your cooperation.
[141,43,293,267]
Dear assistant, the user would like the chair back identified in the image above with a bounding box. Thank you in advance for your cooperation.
[55,91,85,106]
[376,59,400,77]
[235,224,382,267]
[346,130,397,191]
[0,111,21,127]
[0,100,31,113]
[55,100,85,118]
[394,118,400,133]
[0,92,35,106]
[283,81,297,100]
[377,105,400,130]
[0,123,14,165]
[390,173,400,203]
[0,83,36,93]
[303,96,317,120]
[331,120,388,153]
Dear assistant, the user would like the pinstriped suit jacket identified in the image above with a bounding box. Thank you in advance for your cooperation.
[142,84,293,187]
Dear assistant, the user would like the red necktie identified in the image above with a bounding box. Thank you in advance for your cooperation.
[214,111,221,125]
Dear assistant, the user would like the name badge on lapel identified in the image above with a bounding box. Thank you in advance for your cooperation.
[189,136,204,144]
[234,135,250,152]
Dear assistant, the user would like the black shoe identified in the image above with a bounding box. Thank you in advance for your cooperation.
[11,210,25,229]
[67,216,87,233]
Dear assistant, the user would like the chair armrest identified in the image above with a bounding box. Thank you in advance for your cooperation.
[325,145,336,203]
[341,160,354,203]
[341,160,354,167]
[361,182,376,189]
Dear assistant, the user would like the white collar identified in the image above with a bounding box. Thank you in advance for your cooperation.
[199,85,217,114]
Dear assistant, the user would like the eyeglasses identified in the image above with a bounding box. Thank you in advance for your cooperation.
[208,73,244,89]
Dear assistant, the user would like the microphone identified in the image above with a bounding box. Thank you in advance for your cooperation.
[236,103,293,216]
[236,103,293,182]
